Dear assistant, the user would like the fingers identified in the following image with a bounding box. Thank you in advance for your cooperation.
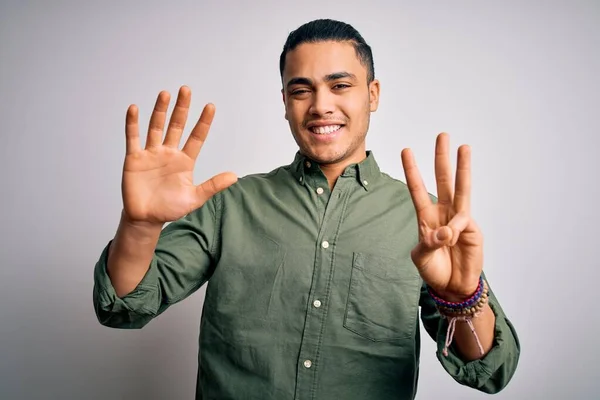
[125,104,140,155]
[454,145,471,213]
[434,133,454,205]
[182,103,216,160]
[410,241,435,272]
[401,148,432,214]
[416,212,470,255]
[195,172,238,206]
[410,220,453,271]
[163,86,191,148]
[146,91,171,149]
[444,212,470,246]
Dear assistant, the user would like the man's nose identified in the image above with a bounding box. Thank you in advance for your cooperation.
[308,89,335,116]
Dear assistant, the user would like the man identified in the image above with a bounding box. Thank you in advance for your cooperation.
[93,19,520,399]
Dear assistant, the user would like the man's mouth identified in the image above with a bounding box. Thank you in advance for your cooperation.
[309,125,343,135]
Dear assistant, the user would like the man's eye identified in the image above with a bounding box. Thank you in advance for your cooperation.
[333,84,351,89]
[292,89,310,95]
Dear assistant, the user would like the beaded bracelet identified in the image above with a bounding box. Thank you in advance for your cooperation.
[428,276,485,309]
[427,277,489,357]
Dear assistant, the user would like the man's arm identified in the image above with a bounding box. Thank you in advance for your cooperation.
[93,87,237,328]
[93,196,221,329]
[107,211,163,298]
[435,288,496,361]
[419,276,521,394]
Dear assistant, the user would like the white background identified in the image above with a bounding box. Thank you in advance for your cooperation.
[1,1,598,398]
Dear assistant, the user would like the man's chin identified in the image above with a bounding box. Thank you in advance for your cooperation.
[300,148,347,165]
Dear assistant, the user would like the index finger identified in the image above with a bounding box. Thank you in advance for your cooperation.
[401,148,432,214]
[182,103,216,160]
[454,145,471,213]
[125,104,140,155]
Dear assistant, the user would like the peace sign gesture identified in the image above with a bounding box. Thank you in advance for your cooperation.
[401,133,484,301]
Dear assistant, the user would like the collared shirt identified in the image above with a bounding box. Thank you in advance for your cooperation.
[93,151,520,400]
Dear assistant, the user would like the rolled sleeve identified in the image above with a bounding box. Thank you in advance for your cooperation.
[93,241,162,329]
[420,276,521,394]
[92,196,221,330]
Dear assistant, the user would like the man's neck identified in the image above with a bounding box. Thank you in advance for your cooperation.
[317,152,367,189]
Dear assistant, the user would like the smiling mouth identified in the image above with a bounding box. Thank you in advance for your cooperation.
[309,125,343,135]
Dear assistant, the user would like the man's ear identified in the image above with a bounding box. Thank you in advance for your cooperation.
[369,79,380,112]
[282,88,288,120]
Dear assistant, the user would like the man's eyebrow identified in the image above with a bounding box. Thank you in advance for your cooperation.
[285,72,358,89]
[286,77,313,89]
[324,72,357,82]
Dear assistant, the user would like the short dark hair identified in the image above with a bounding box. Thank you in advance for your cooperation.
[279,19,375,84]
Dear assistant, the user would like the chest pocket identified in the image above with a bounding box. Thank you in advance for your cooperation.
[343,252,422,341]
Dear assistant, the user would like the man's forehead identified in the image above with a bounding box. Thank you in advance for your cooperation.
[283,41,366,81]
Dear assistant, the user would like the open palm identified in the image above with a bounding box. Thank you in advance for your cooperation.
[122,86,237,224]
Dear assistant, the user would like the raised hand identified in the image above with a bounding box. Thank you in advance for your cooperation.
[401,133,484,301]
[122,86,237,224]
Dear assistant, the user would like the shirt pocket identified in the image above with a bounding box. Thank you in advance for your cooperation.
[343,252,422,341]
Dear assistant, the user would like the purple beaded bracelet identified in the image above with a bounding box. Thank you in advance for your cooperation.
[427,276,489,357]
[427,276,485,310]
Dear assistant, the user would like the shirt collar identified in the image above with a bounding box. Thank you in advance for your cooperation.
[290,151,381,190]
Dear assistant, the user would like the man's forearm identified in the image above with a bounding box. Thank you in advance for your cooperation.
[107,210,163,298]
[451,303,496,361]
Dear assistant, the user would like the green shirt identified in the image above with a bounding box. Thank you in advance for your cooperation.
[93,151,520,400]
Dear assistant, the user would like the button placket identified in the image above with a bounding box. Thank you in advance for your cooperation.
[294,179,349,400]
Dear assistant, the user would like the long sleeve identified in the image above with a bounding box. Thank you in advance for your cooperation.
[93,195,221,329]
[419,272,521,394]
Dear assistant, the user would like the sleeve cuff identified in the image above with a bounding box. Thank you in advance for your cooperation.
[93,241,161,327]
[435,300,519,393]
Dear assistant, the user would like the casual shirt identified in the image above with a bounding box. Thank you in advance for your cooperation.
[93,151,520,399]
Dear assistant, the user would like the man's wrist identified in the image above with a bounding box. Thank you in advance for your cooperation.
[436,291,471,303]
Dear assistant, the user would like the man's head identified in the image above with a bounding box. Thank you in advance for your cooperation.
[280,19,380,167]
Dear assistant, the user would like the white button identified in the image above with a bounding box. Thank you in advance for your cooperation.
[305,161,312,168]
[299,176,303,183]
[363,180,368,186]
[313,300,322,308]
[316,187,324,195]
[321,241,329,249]
[303,360,312,368]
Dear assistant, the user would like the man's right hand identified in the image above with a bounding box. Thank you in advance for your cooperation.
[122,86,237,226]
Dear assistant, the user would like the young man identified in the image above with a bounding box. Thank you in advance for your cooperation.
[93,19,520,399]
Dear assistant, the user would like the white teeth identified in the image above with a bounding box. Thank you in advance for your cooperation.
[311,125,342,134]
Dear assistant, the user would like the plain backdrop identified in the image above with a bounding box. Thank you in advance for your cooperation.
[1,1,599,399]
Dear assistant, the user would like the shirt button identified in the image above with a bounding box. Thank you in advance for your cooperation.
[363,180,369,186]
[313,300,322,308]
[316,187,324,195]
[303,360,312,369]
[305,161,312,168]
[321,241,329,249]
[299,176,303,183]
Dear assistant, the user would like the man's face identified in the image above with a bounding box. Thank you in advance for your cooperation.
[282,41,380,166]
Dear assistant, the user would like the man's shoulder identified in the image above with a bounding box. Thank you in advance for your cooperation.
[378,171,407,188]
[377,171,438,202]
[376,171,412,196]
[238,163,293,185]
[218,163,293,197]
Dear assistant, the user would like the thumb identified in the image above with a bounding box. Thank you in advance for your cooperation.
[434,226,454,247]
[419,225,455,251]
[195,172,238,205]
[410,227,451,268]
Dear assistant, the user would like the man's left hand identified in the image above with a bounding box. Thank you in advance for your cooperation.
[401,133,484,302]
